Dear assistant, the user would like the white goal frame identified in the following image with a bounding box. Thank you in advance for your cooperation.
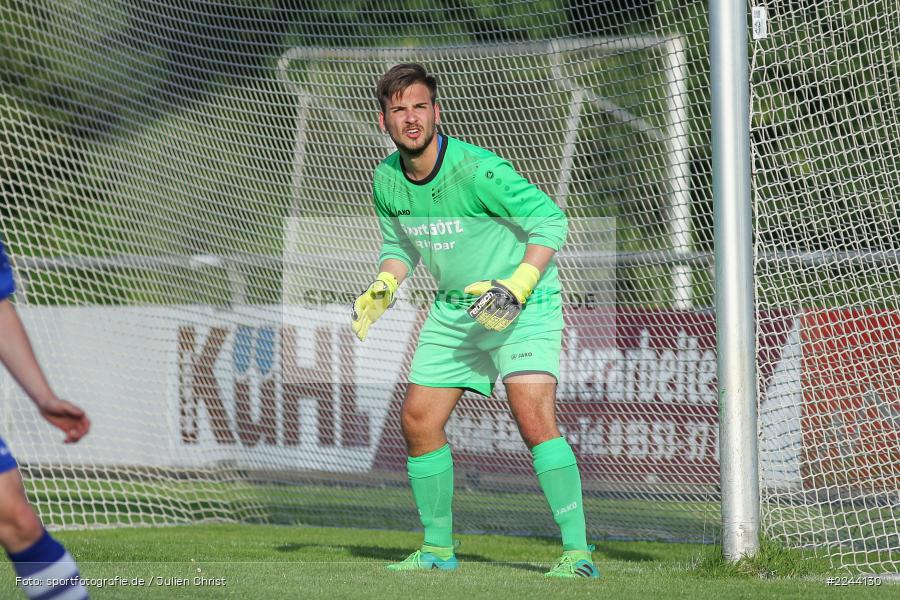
[275,37,693,307]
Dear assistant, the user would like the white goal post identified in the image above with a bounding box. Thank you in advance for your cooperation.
[711,0,758,562]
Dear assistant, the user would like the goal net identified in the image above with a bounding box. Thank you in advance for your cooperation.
[0,0,895,572]
[751,1,900,574]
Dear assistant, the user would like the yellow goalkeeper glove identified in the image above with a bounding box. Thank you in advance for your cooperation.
[351,272,399,341]
[464,263,541,332]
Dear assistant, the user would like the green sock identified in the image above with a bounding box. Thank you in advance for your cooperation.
[407,444,454,549]
[532,437,589,552]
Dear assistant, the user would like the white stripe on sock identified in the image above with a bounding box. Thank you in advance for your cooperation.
[18,551,80,599]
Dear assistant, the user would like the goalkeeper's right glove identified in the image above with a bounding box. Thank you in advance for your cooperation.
[351,272,399,341]
[464,263,540,332]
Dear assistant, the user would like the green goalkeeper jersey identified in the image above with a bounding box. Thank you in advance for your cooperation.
[373,136,567,323]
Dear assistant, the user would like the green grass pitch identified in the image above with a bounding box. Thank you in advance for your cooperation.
[0,524,889,599]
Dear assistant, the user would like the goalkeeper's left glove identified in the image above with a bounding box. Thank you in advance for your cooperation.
[351,272,399,341]
[464,263,541,332]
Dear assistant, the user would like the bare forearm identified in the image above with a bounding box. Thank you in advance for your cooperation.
[378,258,410,285]
[522,244,556,275]
[0,300,56,407]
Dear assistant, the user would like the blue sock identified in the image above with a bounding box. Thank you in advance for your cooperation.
[7,529,87,599]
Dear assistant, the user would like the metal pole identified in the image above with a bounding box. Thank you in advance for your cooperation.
[555,87,583,211]
[711,0,759,560]
[666,37,692,310]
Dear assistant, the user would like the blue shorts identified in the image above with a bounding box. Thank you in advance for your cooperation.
[0,437,19,473]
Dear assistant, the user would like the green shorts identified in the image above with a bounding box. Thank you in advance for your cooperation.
[409,301,563,396]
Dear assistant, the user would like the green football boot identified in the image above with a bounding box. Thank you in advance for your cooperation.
[386,543,459,571]
[544,545,600,579]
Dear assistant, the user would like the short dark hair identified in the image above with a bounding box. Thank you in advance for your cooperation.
[376,63,437,112]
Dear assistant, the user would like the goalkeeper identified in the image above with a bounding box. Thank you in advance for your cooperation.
[351,63,598,579]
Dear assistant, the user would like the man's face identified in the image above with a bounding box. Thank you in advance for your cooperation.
[379,83,440,156]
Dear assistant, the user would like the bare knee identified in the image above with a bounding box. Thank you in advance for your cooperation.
[505,379,560,449]
[400,385,462,456]
[510,398,561,448]
[400,405,425,437]
[0,500,43,553]
[519,427,561,450]
[401,404,444,452]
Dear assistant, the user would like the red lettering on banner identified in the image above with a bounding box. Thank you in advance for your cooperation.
[283,326,334,446]
[235,377,278,446]
[280,326,305,446]
[800,309,900,489]
[338,329,370,447]
[178,324,375,449]
[178,326,237,445]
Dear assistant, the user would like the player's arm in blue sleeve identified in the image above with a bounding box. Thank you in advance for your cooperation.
[373,190,420,275]
[475,157,568,252]
[0,239,15,300]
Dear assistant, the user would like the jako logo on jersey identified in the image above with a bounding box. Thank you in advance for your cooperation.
[394,209,411,216]
[555,502,578,517]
